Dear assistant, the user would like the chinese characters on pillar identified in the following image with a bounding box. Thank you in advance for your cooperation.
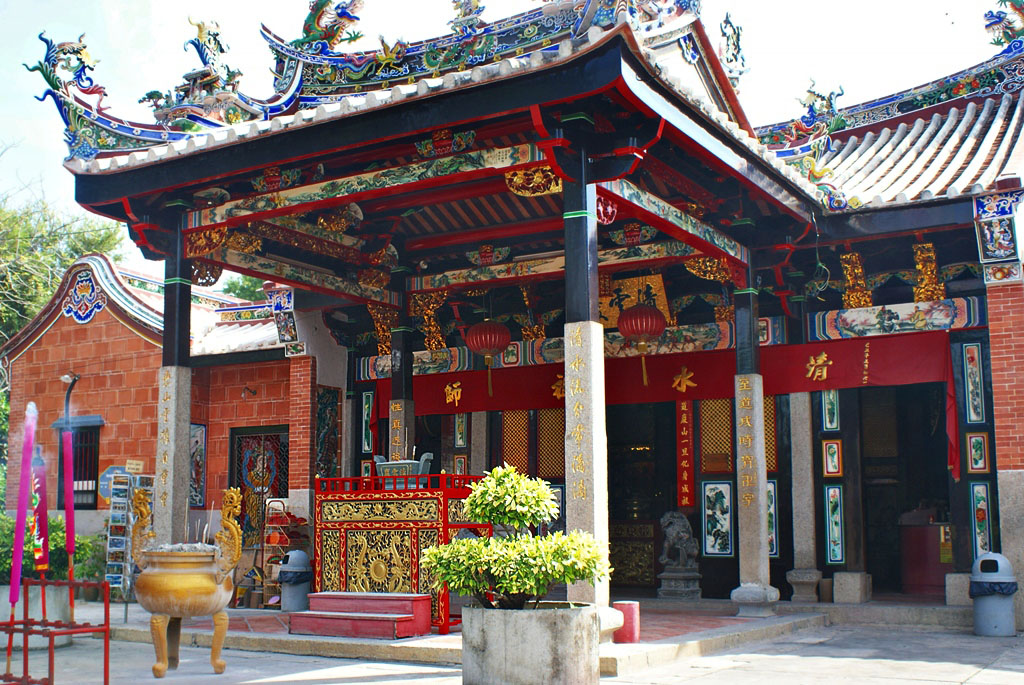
[861,342,871,384]
[389,400,406,462]
[735,376,756,508]
[157,369,172,508]
[566,326,588,502]
[677,400,694,507]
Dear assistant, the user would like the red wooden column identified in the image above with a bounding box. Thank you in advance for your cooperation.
[289,355,317,520]
[988,278,1024,625]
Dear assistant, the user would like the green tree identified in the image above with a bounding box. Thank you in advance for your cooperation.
[0,198,123,467]
[221,273,267,302]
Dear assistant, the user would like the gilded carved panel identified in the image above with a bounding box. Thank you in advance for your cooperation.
[418,529,440,621]
[321,529,341,591]
[345,529,412,593]
[322,498,439,522]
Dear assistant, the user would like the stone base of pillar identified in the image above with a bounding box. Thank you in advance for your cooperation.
[730,583,780,617]
[945,573,971,606]
[656,569,701,600]
[833,572,872,603]
[785,568,822,603]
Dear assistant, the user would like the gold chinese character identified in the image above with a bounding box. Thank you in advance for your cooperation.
[551,375,565,399]
[737,378,752,391]
[805,352,833,381]
[159,428,170,446]
[160,407,169,423]
[572,479,587,500]
[159,469,168,485]
[680,446,689,456]
[391,419,401,430]
[672,366,697,393]
[738,396,752,409]
[570,355,584,372]
[739,435,753,448]
[571,327,583,346]
[390,402,402,412]
[680,483,690,493]
[679,425,689,437]
[680,470,689,481]
[741,455,753,468]
[391,450,401,460]
[570,378,583,394]
[573,401,583,419]
[570,424,586,443]
[444,381,462,407]
[159,491,168,506]
[739,416,752,428]
[741,474,754,487]
[679,412,688,424]
[742,492,754,506]
[572,453,586,473]
[392,435,401,446]
[161,451,168,465]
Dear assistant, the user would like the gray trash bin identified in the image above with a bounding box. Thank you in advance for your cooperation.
[278,550,313,613]
[970,552,1018,636]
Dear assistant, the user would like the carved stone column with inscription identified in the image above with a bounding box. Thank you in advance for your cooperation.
[563,321,610,607]
[786,392,821,602]
[730,374,779,616]
[389,327,415,461]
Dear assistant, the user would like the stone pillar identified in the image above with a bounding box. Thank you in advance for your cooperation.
[988,280,1024,625]
[155,228,191,545]
[786,392,821,602]
[389,327,415,461]
[564,321,610,607]
[730,373,779,615]
[287,355,317,521]
[561,146,609,607]
[470,412,488,476]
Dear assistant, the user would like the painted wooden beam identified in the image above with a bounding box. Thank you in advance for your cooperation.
[210,247,401,307]
[406,239,698,292]
[186,144,545,231]
[598,178,749,264]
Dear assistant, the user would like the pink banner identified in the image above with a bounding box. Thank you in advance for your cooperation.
[10,404,38,606]
[31,450,49,572]
[62,430,75,555]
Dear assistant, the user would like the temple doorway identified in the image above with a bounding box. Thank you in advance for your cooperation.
[859,383,950,595]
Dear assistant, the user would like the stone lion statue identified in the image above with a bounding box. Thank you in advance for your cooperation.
[658,511,698,570]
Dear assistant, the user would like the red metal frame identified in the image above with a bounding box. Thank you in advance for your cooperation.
[0,578,110,685]
[313,474,490,634]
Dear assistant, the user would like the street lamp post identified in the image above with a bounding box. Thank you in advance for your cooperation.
[60,372,79,622]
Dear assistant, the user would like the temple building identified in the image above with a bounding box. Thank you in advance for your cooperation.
[8,1,1024,621]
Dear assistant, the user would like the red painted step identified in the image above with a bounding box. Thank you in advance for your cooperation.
[289,610,424,639]
[290,592,432,639]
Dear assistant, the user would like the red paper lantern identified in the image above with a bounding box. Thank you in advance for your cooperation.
[618,304,666,386]
[465,319,511,396]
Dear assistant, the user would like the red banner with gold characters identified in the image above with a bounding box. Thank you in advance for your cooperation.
[677,400,694,508]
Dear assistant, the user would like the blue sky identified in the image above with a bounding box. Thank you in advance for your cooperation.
[0,0,998,272]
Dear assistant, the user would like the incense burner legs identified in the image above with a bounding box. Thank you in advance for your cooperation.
[211,610,228,674]
[132,489,243,679]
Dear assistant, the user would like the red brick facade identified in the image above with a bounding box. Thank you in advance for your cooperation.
[986,281,1024,471]
[6,307,317,514]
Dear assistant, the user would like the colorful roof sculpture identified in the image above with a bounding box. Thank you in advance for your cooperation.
[0,255,285,370]
[757,30,1024,210]
[29,1,822,201]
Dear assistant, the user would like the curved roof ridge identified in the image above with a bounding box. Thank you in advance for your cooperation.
[839,126,903,189]
[977,93,1024,188]
[948,94,1013,195]
[848,119,927,200]
[932,97,995,197]
[832,130,886,186]
[918,100,981,198]
[892,108,962,201]
[864,114,943,202]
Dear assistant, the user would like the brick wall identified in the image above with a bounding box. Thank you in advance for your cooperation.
[197,358,292,510]
[288,356,317,492]
[988,282,1024,471]
[6,308,161,507]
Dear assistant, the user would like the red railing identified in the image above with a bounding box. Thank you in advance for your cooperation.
[0,578,110,685]
[314,474,490,634]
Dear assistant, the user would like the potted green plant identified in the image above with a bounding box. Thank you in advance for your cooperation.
[421,466,610,685]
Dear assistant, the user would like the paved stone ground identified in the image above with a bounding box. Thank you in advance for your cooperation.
[11,624,1024,684]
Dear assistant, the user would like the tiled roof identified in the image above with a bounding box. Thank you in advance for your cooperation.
[191,319,282,356]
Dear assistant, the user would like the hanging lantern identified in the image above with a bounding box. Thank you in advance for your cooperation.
[618,304,666,386]
[465,320,511,396]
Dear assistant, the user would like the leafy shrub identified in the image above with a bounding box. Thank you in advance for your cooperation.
[421,466,610,609]
[0,513,94,584]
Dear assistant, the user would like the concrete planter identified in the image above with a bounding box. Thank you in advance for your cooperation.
[462,602,599,685]
[0,585,71,650]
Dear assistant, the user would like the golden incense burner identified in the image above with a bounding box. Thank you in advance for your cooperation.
[131,488,243,678]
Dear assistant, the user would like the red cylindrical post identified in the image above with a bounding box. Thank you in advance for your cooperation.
[612,600,640,643]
